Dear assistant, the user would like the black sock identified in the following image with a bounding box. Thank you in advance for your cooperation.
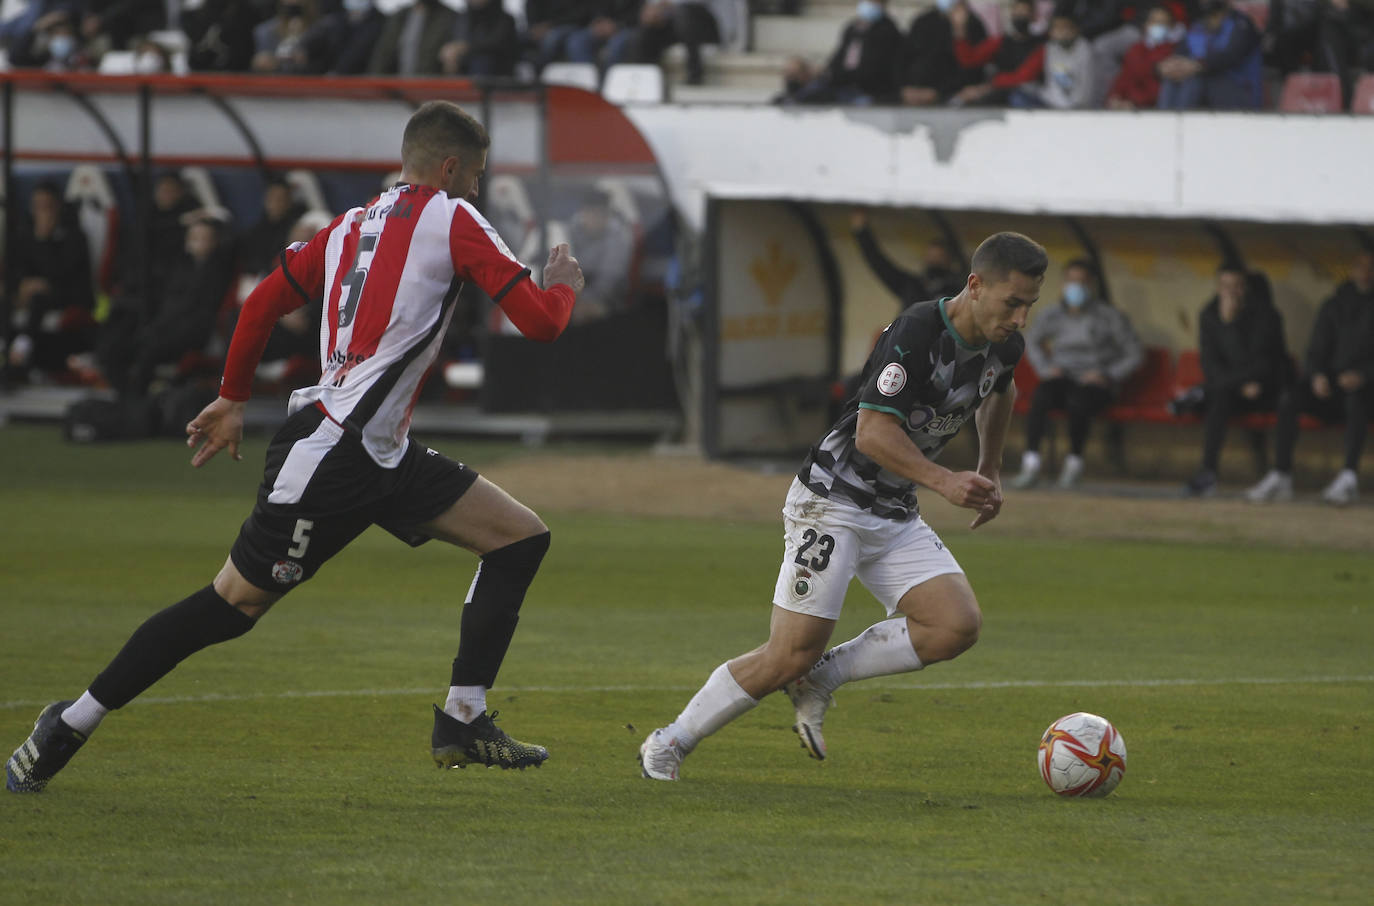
[88,585,257,710]
[451,532,551,690]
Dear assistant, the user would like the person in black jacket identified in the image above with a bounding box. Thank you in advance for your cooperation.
[1247,251,1374,505]
[898,0,989,106]
[778,1,903,105]
[850,210,964,309]
[1183,263,1291,496]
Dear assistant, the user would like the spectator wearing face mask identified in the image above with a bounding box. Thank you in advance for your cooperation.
[1158,0,1263,110]
[1107,4,1182,109]
[897,0,989,106]
[1012,259,1144,489]
[948,0,1047,107]
[777,0,903,105]
[1009,13,1098,108]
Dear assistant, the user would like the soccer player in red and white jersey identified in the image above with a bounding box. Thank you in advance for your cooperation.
[6,101,584,793]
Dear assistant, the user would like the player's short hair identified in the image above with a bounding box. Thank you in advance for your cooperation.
[970,232,1048,283]
[1216,260,1247,277]
[401,101,491,173]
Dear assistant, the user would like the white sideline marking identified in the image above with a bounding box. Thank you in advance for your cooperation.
[2,675,1372,712]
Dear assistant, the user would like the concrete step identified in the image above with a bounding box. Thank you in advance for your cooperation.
[662,45,790,91]
[752,14,850,56]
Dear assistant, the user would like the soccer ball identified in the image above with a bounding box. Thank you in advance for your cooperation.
[1037,712,1127,798]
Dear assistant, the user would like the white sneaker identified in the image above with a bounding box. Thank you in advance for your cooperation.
[1057,454,1084,489]
[639,728,686,781]
[1010,451,1041,490]
[1321,469,1359,506]
[1245,470,1293,504]
[784,676,834,761]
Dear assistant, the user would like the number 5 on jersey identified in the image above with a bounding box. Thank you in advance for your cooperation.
[338,234,378,328]
[287,519,314,558]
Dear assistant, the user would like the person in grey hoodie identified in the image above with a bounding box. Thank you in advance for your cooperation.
[1009,13,1097,108]
[1012,259,1144,488]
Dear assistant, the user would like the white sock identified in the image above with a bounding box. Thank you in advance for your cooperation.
[445,685,487,723]
[61,691,109,736]
[807,618,923,693]
[665,663,758,753]
[1020,450,1041,474]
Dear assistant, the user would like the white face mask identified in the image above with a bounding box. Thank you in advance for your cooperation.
[856,1,883,22]
[48,34,75,60]
[1062,282,1088,308]
[936,0,957,11]
[1145,23,1169,46]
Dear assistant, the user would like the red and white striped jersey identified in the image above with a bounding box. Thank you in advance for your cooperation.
[220,183,574,467]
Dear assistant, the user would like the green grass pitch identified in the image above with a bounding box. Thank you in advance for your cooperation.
[1,425,1371,904]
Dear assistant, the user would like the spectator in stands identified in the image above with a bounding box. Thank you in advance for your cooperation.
[1157,0,1263,110]
[850,210,965,308]
[184,0,260,72]
[236,210,330,377]
[949,0,1047,107]
[777,0,903,105]
[569,189,635,322]
[1107,4,1183,108]
[1247,250,1374,506]
[5,180,95,382]
[254,0,341,74]
[438,0,521,77]
[237,176,306,279]
[897,0,988,106]
[368,0,459,75]
[1318,0,1374,106]
[1055,1,1153,102]
[1009,12,1098,108]
[524,1,595,70]
[104,216,236,398]
[561,1,643,73]
[1262,0,1324,77]
[80,1,164,55]
[115,170,202,314]
[1012,259,1144,489]
[1182,263,1291,496]
[618,1,721,85]
[322,0,384,75]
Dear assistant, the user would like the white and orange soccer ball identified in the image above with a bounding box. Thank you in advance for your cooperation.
[1037,712,1127,798]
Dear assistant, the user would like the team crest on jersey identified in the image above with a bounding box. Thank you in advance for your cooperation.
[978,365,998,398]
[271,560,304,585]
[877,363,907,396]
[792,568,814,599]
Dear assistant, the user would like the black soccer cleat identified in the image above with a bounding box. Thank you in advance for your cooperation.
[431,706,548,771]
[6,701,87,793]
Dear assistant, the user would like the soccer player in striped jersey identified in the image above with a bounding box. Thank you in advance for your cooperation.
[640,232,1047,780]
[7,101,584,793]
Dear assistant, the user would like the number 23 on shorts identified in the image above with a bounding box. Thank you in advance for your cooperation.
[794,527,835,571]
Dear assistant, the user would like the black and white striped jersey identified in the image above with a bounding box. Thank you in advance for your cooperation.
[798,298,1023,521]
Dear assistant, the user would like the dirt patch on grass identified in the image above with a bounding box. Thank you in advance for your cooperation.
[479,450,1374,553]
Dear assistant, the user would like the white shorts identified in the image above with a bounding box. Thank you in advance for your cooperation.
[772,478,963,622]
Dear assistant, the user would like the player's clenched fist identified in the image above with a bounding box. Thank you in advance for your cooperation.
[544,243,585,295]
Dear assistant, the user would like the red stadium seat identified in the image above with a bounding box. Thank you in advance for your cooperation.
[1108,347,1175,422]
[1278,73,1343,113]
[1174,348,1203,392]
[1351,74,1374,115]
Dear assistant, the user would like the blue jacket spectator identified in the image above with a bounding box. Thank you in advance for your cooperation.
[1158,0,1263,110]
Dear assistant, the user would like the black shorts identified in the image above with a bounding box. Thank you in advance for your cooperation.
[229,405,478,593]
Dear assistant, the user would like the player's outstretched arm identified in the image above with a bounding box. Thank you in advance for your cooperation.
[186,397,246,468]
[855,408,999,525]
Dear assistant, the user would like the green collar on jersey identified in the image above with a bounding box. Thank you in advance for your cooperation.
[938,297,988,351]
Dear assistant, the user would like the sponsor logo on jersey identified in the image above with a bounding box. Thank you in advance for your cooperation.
[979,365,998,398]
[877,363,907,396]
[271,560,304,585]
[920,412,966,436]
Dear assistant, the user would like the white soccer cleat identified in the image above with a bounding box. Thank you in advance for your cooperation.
[1245,469,1293,504]
[1057,454,1084,489]
[1321,469,1359,506]
[1010,451,1041,490]
[638,728,686,781]
[784,676,834,761]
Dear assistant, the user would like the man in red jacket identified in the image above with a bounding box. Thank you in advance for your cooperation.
[1107,4,1181,109]
[7,101,586,794]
